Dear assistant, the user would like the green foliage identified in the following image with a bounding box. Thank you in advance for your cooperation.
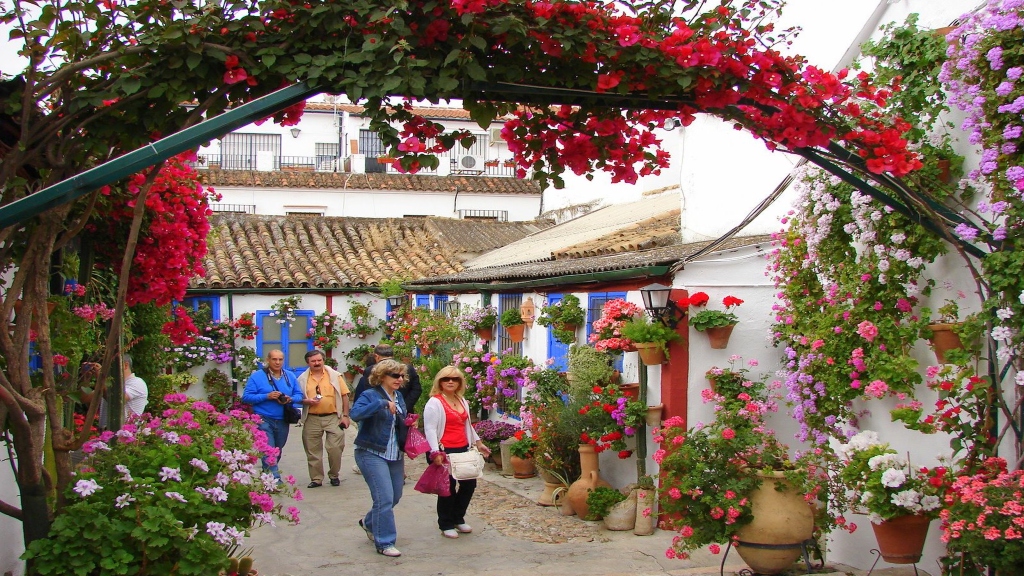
[567,345,614,392]
[858,14,952,141]
[22,397,301,574]
[378,277,408,298]
[532,398,582,485]
[619,316,680,356]
[147,373,197,415]
[203,368,234,413]
[231,346,259,385]
[537,294,586,344]
[499,307,523,327]
[127,303,174,385]
[585,486,627,520]
[344,344,376,376]
[507,432,538,459]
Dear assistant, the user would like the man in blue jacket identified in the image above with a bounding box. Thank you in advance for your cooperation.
[242,349,304,481]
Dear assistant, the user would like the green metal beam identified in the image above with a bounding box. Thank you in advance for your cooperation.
[0,82,322,229]
[408,265,673,292]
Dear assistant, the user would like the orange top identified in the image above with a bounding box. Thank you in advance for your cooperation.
[437,394,469,449]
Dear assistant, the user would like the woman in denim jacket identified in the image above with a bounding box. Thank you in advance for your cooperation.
[350,358,409,557]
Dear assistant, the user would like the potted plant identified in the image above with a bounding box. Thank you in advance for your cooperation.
[340,298,382,339]
[836,430,951,564]
[500,307,526,342]
[685,292,742,348]
[23,396,302,574]
[507,429,538,478]
[585,486,628,522]
[537,294,586,345]
[344,343,376,380]
[307,310,343,351]
[458,305,498,340]
[619,316,681,364]
[588,298,644,352]
[657,364,839,573]
[270,294,303,327]
[232,312,259,340]
[472,419,519,465]
[940,457,1024,574]
[704,356,767,407]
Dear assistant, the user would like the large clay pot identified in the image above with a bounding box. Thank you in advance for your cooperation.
[734,472,814,575]
[634,486,656,536]
[927,323,963,364]
[566,444,611,519]
[635,342,666,365]
[505,323,526,343]
[603,489,637,531]
[537,469,567,506]
[510,455,537,479]
[703,324,736,349]
[871,515,931,564]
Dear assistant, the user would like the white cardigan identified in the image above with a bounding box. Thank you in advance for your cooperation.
[423,395,480,452]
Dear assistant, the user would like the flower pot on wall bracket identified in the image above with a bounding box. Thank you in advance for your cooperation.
[635,342,667,365]
[619,383,640,400]
[644,404,664,427]
[703,324,736,349]
[476,327,493,341]
[505,323,526,343]
[927,323,963,364]
[871,514,931,564]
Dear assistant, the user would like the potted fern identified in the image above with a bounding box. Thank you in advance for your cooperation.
[620,316,681,365]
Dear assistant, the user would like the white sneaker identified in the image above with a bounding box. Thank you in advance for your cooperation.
[455,523,473,533]
[378,546,401,557]
[441,529,459,539]
[352,464,362,475]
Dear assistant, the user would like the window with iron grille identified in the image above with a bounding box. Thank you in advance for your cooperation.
[497,293,523,356]
[220,133,281,170]
[587,292,627,371]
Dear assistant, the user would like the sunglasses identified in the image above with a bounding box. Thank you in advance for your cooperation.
[439,377,462,383]
[388,373,407,379]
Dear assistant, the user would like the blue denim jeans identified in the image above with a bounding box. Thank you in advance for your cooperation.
[258,417,290,480]
[354,448,404,550]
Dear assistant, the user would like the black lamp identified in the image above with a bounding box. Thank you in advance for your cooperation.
[386,293,407,309]
[640,282,683,327]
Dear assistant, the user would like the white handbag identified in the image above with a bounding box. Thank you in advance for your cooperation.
[448,448,485,480]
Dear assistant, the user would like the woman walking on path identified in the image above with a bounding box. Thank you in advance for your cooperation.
[423,366,491,539]
[351,359,409,557]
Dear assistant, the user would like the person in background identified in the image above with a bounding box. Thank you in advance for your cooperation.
[242,349,304,481]
[352,344,422,411]
[350,359,409,558]
[297,349,350,488]
[422,365,490,539]
[122,354,148,419]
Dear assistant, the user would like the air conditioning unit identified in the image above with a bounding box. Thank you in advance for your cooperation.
[488,126,504,145]
[457,154,486,171]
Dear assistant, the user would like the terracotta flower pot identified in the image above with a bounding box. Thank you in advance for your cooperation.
[475,327,493,341]
[927,323,963,364]
[537,468,567,506]
[734,472,814,574]
[566,444,610,519]
[644,404,664,427]
[619,382,640,400]
[871,514,931,564]
[634,342,666,365]
[634,487,656,536]
[703,324,735,349]
[510,455,536,478]
[505,323,526,342]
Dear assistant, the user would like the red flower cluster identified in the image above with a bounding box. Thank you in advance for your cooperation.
[162,305,200,346]
[90,152,217,307]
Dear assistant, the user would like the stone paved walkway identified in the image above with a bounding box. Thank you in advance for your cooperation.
[246,426,931,576]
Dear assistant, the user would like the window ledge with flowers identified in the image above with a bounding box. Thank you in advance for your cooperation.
[270,295,303,327]
[589,298,644,353]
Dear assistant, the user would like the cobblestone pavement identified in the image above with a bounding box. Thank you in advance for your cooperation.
[246,426,931,576]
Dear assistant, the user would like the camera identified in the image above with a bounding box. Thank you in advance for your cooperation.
[276,395,292,405]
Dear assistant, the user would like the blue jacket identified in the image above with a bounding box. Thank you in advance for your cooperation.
[351,386,407,453]
[242,369,304,421]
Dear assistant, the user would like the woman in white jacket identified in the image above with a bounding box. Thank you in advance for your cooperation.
[423,365,491,539]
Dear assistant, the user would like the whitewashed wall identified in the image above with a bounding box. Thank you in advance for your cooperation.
[0,459,24,575]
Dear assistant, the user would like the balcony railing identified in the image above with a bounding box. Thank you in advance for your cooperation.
[189,154,519,177]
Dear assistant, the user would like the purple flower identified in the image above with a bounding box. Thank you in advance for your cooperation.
[1005,125,1023,140]
[1009,67,1024,81]
[953,223,979,241]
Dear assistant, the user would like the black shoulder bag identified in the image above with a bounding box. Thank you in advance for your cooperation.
[268,369,302,424]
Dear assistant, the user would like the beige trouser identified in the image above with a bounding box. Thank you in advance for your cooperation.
[301,413,345,483]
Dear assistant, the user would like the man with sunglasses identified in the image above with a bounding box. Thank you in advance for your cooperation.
[297,349,351,488]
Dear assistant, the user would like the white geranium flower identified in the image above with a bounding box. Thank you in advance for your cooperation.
[880,468,907,488]
[1015,372,1024,387]
[891,489,921,510]
[991,326,1014,341]
[74,479,102,497]
[920,495,942,511]
[997,307,1014,320]
[868,453,903,471]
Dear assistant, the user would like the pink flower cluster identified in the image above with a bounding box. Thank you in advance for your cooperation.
[588,298,643,351]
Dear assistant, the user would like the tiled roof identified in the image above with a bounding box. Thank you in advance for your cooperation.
[466,192,681,268]
[199,169,541,195]
[409,235,773,285]
[193,214,546,290]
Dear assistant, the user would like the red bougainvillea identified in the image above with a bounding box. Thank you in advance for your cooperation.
[89,152,219,307]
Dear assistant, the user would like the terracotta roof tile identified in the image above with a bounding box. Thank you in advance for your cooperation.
[199,169,541,195]
[192,214,544,290]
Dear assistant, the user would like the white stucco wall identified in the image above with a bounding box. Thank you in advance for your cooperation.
[0,458,24,575]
